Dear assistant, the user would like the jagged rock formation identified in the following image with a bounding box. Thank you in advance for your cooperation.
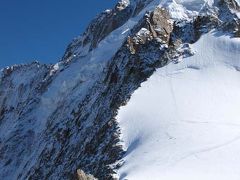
[77,169,97,180]
[0,0,239,180]
[62,0,154,60]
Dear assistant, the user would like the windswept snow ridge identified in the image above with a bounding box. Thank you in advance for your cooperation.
[117,32,240,180]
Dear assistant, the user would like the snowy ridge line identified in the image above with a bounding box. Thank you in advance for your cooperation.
[62,0,218,62]
[61,0,155,61]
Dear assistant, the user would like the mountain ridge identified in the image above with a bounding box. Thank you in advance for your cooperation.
[0,0,239,179]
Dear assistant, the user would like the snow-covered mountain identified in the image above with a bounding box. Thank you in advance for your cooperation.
[0,0,239,179]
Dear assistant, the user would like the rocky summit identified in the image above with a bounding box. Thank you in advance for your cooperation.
[0,0,240,180]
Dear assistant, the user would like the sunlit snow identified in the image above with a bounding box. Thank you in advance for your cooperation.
[117,31,240,180]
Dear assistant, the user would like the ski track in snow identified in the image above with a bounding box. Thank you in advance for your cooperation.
[117,31,240,180]
[175,134,240,163]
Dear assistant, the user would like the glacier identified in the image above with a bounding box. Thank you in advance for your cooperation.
[117,31,240,179]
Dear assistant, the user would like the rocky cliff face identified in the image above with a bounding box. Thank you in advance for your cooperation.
[62,0,154,61]
[0,0,239,179]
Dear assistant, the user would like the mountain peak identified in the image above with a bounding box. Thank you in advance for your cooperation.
[0,0,239,179]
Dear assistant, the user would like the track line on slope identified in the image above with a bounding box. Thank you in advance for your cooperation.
[172,134,240,166]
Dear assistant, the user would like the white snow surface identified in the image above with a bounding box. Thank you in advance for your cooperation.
[160,0,215,20]
[117,31,240,180]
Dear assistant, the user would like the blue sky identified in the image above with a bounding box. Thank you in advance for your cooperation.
[0,0,117,69]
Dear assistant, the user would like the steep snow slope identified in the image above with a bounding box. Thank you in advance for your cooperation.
[117,31,240,179]
[1,0,240,179]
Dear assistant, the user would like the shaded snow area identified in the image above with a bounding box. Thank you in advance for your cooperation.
[117,31,240,180]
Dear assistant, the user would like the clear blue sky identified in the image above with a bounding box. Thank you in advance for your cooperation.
[0,0,117,69]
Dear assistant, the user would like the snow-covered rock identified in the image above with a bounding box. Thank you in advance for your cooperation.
[0,0,239,180]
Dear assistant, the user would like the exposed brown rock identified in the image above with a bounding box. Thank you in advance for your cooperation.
[127,7,173,54]
[149,7,172,41]
[77,169,97,180]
